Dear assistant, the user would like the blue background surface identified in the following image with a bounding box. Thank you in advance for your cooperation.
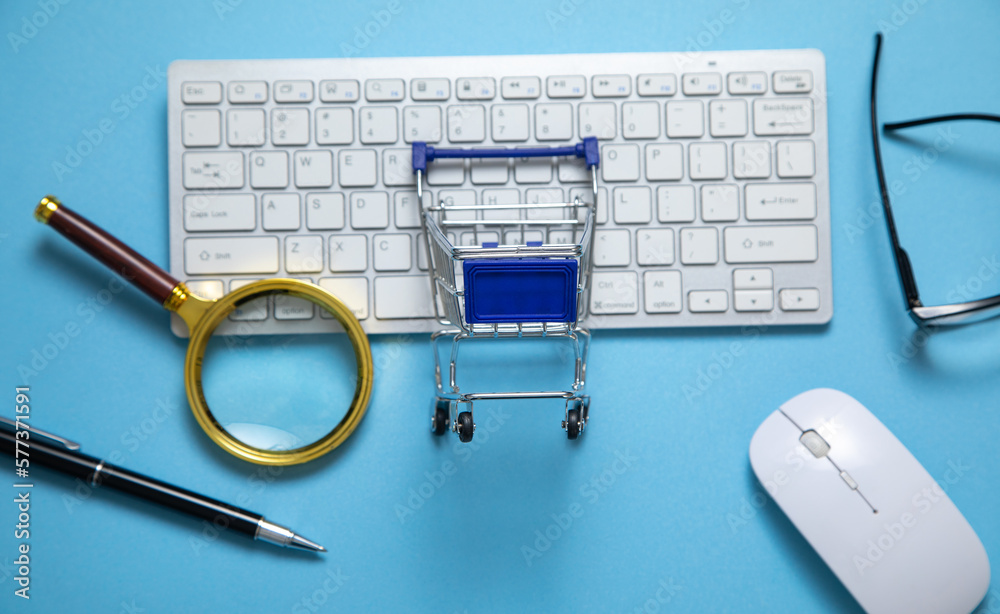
[2,1,1000,612]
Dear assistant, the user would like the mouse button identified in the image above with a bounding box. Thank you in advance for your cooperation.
[749,410,804,478]
[780,388,857,434]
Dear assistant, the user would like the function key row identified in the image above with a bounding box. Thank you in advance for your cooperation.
[181,71,813,105]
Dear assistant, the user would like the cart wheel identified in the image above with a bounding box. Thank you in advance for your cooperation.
[566,408,582,440]
[431,399,450,436]
[456,411,475,443]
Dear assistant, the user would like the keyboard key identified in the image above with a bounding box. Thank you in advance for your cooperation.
[501,77,541,99]
[733,141,771,179]
[644,270,681,313]
[613,187,652,224]
[570,187,608,224]
[471,149,509,184]
[645,144,683,181]
[773,70,813,94]
[745,183,816,220]
[753,98,813,135]
[590,272,639,315]
[183,151,244,189]
[724,225,818,263]
[185,237,278,274]
[734,290,773,312]
[274,292,314,320]
[403,106,442,143]
[733,268,773,290]
[228,81,268,104]
[456,77,496,100]
[779,288,820,311]
[411,78,450,101]
[285,235,323,273]
[250,151,288,188]
[689,143,727,180]
[579,103,616,139]
[182,81,222,104]
[360,106,398,144]
[776,140,816,178]
[373,233,412,271]
[526,188,563,220]
[439,189,477,221]
[183,194,255,232]
[294,150,333,188]
[262,194,300,230]
[350,191,389,229]
[622,102,660,139]
[727,72,767,95]
[637,228,674,265]
[316,107,354,145]
[274,80,313,103]
[338,149,377,187]
[680,227,718,264]
[447,105,486,142]
[185,279,224,301]
[318,277,369,320]
[492,104,530,142]
[374,276,434,319]
[593,229,631,267]
[666,101,704,138]
[329,235,367,272]
[272,108,310,145]
[592,75,631,98]
[319,79,360,102]
[709,99,748,137]
[382,148,416,187]
[227,109,265,146]
[365,78,404,101]
[305,193,345,230]
[657,186,696,223]
[546,75,586,98]
[637,74,677,97]
[701,184,739,222]
[601,144,640,182]
[557,156,590,183]
[514,156,552,184]
[535,103,573,141]
[228,279,268,321]
[394,191,427,228]
[426,158,465,185]
[482,188,520,220]
[682,73,722,95]
[689,290,728,312]
[182,110,221,147]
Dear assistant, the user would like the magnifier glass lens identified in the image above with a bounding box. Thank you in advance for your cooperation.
[198,292,361,454]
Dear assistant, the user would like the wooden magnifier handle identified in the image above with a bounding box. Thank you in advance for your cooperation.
[35,196,183,307]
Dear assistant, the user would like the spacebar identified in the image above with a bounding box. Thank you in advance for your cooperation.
[724,225,817,263]
[184,237,279,274]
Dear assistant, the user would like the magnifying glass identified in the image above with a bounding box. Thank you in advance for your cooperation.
[34,196,373,466]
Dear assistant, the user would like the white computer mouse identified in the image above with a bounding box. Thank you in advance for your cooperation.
[749,388,990,614]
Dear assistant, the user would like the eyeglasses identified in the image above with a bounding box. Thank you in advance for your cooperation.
[870,33,1000,326]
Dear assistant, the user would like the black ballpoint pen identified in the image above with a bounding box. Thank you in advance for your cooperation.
[0,417,324,553]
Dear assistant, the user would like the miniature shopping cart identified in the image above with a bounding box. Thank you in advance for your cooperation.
[411,137,600,442]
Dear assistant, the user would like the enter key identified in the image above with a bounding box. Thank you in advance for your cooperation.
[745,183,816,221]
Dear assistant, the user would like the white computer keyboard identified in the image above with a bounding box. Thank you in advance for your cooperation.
[167,49,832,336]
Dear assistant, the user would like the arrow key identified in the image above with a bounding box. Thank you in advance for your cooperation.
[689,290,728,313]
[735,290,773,312]
[733,268,773,290]
[779,288,820,311]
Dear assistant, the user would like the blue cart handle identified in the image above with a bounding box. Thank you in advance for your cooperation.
[412,137,599,173]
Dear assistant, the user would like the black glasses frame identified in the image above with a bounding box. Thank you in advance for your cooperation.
[870,33,1000,326]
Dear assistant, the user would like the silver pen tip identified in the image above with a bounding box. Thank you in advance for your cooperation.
[288,533,326,553]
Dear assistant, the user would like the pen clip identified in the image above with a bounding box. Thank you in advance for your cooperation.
[0,416,81,450]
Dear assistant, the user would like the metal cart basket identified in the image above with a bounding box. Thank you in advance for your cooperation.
[411,138,600,442]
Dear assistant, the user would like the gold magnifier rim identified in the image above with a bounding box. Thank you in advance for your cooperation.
[179,279,373,466]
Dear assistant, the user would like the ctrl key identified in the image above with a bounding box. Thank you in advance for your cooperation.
[590,272,638,315]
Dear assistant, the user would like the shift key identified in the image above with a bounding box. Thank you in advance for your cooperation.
[724,225,817,263]
[185,237,278,274]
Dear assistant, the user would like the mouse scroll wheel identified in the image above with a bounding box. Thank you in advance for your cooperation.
[799,429,831,458]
